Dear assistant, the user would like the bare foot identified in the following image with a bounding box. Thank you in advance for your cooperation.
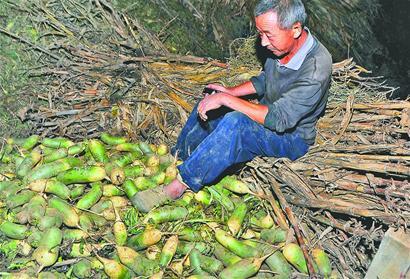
[164,178,188,199]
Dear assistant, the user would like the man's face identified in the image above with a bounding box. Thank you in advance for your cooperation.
[255,11,301,58]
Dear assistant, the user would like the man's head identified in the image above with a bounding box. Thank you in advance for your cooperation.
[254,0,307,58]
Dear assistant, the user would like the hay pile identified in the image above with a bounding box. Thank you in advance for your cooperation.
[0,0,409,278]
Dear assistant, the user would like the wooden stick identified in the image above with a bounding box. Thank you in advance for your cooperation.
[309,144,410,155]
[269,177,318,277]
[314,158,410,177]
[327,101,410,110]
[121,54,228,68]
[287,196,405,225]
[315,152,410,162]
[309,214,369,236]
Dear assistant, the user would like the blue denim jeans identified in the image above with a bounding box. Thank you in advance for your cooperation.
[172,103,309,192]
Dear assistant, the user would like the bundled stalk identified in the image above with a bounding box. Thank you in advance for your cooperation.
[245,95,409,277]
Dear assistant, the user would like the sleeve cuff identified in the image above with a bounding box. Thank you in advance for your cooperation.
[250,76,265,97]
[263,104,279,131]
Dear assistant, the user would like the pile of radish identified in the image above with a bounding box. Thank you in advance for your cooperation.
[0,134,333,278]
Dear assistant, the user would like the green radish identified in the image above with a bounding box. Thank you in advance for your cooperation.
[90,256,104,270]
[122,179,138,198]
[27,179,70,200]
[69,243,93,258]
[96,255,132,279]
[219,253,272,279]
[139,142,154,155]
[178,227,202,242]
[214,228,259,258]
[26,157,82,182]
[124,165,144,178]
[0,221,28,239]
[134,176,156,190]
[43,148,68,163]
[207,186,234,211]
[6,190,36,209]
[260,227,287,244]
[113,206,127,245]
[159,235,179,267]
[38,211,63,231]
[312,248,332,277]
[250,211,274,229]
[156,143,168,156]
[100,132,128,145]
[265,251,292,279]
[90,199,112,213]
[40,145,55,156]
[42,137,74,149]
[70,184,86,199]
[218,176,252,195]
[67,143,86,156]
[62,229,88,242]
[113,152,142,168]
[110,196,129,208]
[20,135,40,151]
[0,180,20,192]
[176,241,212,256]
[16,150,41,178]
[144,165,160,176]
[198,253,224,274]
[0,143,13,163]
[174,192,194,207]
[38,227,62,249]
[115,143,142,153]
[33,246,59,269]
[105,162,125,185]
[189,248,207,275]
[213,243,242,267]
[150,171,166,185]
[227,202,247,236]
[73,259,92,278]
[146,155,160,167]
[1,181,25,198]
[127,227,162,251]
[48,196,80,227]
[164,164,178,182]
[282,243,308,274]
[26,195,47,224]
[57,166,106,184]
[15,209,30,224]
[117,246,160,276]
[186,276,217,279]
[79,213,95,231]
[38,271,66,279]
[76,182,103,210]
[144,206,188,224]
[103,184,124,197]
[27,228,43,248]
[241,229,260,240]
[89,139,109,163]
[14,155,24,170]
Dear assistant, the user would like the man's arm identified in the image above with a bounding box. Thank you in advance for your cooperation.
[197,93,268,124]
[206,81,257,97]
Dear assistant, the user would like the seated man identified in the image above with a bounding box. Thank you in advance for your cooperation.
[132,0,332,212]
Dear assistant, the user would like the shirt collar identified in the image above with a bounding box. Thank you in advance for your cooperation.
[277,27,314,71]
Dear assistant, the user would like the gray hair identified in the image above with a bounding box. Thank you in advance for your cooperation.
[254,0,307,29]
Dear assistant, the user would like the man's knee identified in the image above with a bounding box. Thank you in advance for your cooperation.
[220,111,250,128]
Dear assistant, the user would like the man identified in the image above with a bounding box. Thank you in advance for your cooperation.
[131,0,332,212]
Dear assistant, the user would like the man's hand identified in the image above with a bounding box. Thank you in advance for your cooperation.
[205,84,232,95]
[197,93,227,121]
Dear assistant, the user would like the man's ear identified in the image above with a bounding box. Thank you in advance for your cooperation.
[292,22,302,38]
